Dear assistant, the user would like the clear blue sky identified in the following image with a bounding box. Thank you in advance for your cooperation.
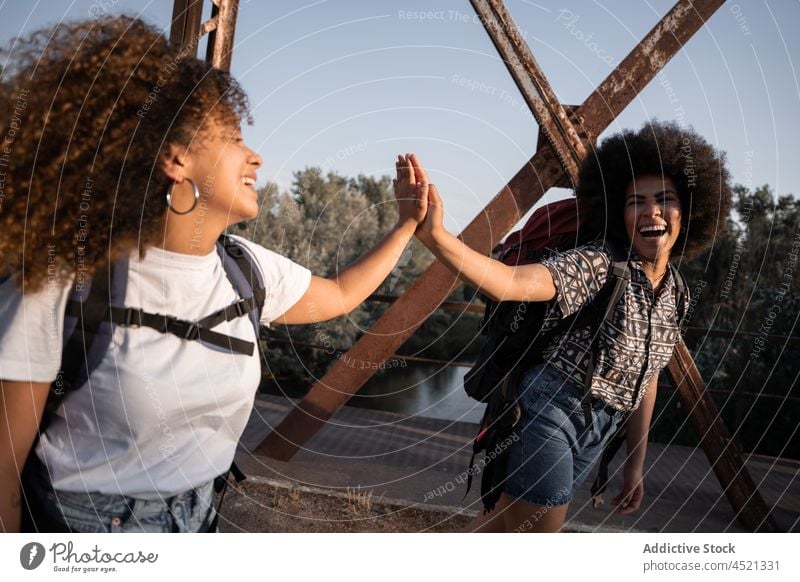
[2,0,798,231]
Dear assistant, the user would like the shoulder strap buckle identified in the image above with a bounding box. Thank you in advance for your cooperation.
[123,307,142,327]
[165,316,201,340]
[609,261,631,280]
[234,298,251,317]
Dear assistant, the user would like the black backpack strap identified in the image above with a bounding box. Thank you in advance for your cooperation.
[464,372,519,507]
[670,263,688,332]
[205,461,248,533]
[195,296,262,329]
[589,410,630,507]
[588,262,686,508]
[58,262,112,390]
[216,234,266,343]
[581,244,633,507]
[46,259,127,431]
[102,306,256,355]
[579,259,630,430]
[209,235,266,525]
[84,236,269,357]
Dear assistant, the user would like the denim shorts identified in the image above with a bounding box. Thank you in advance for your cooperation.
[21,454,217,533]
[503,363,626,507]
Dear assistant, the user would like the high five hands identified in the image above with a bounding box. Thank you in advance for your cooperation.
[394,153,444,244]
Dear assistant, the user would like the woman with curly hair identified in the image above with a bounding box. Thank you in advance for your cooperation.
[0,16,427,533]
[399,120,731,532]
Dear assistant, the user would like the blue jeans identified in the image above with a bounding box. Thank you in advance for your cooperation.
[503,363,626,507]
[21,454,217,533]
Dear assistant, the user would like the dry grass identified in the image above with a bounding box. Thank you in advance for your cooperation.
[218,480,472,533]
[345,487,382,515]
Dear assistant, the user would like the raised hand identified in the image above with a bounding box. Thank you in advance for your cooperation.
[393,154,427,229]
[406,153,444,245]
[391,154,555,304]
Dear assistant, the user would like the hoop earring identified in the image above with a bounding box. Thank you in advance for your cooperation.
[166,178,200,215]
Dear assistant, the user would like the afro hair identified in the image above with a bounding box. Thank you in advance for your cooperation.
[0,16,251,292]
[576,120,732,260]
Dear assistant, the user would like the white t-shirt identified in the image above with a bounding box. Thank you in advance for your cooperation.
[0,235,311,498]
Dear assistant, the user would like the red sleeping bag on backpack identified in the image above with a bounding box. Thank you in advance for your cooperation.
[498,197,581,265]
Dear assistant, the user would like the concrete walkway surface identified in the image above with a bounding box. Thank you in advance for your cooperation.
[233,395,798,533]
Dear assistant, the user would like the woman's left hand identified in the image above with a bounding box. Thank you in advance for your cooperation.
[393,154,428,229]
[611,460,644,516]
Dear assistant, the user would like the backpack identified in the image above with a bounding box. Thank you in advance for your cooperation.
[16,233,265,532]
[464,198,687,512]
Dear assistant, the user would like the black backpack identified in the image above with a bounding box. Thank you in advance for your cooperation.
[14,233,266,532]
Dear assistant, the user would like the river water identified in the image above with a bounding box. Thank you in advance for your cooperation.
[265,363,485,424]
[350,363,484,424]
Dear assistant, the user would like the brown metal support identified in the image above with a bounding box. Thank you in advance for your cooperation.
[205,0,239,72]
[579,1,716,139]
[667,343,778,531]
[258,0,727,461]
[170,0,239,72]
[470,0,587,184]
[170,0,204,54]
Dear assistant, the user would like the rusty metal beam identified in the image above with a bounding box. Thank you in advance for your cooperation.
[470,0,587,185]
[170,0,239,72]
[205,0,239,72]
[667,343,778,531]
[580,1,713,139]
[257,0,728,464]
[170,0,204,53]
[368,294,486,314]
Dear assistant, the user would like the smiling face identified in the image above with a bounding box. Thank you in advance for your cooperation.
[624,175,682,264]
[183,114,263,225]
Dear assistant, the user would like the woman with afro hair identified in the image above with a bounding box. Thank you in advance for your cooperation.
[399,120,731,532]
[0,16,428,533]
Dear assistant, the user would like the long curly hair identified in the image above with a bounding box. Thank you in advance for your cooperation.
[0,15,251,292]
[576,121,732,260]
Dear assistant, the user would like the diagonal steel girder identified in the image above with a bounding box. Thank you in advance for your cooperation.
[470,0,587,184]
[667,342,777,531]
[259,0,725,457]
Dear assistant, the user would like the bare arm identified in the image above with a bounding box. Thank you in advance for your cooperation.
[274,222,417,324]
[420,225,557,303]
[612,374,659,515]
[403,153,556,303]
[625,374,659,466]
[0,379,49,532]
